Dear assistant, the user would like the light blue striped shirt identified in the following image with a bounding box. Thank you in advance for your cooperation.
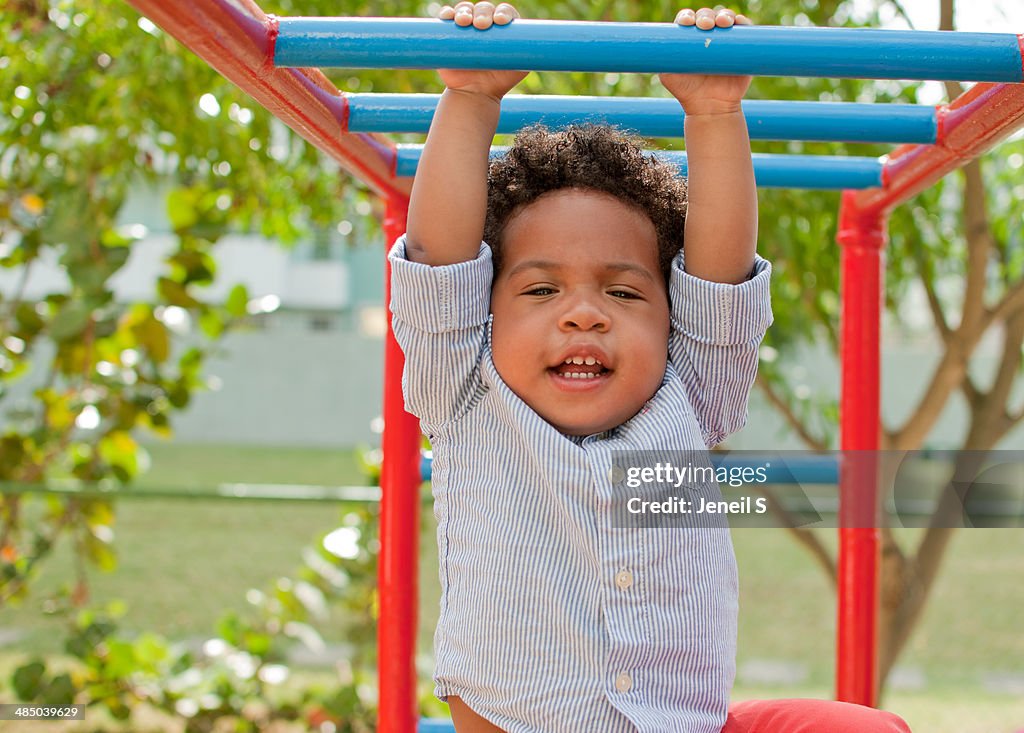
[389,237,772,733]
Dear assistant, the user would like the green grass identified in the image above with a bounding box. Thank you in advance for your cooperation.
[132,441,368,488]
[1,442,373,652]
[732,526,1024,690]
[2,442,1023,731]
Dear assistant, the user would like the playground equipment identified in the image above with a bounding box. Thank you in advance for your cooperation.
[122,2,1024,730]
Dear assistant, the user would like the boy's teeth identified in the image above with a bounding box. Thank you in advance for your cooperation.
[563,356,602,366]
[565,372,598,379]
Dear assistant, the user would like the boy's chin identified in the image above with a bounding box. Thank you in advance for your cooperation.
[547,412,620,437]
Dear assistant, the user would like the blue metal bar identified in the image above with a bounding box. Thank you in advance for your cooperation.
[394,145,884,190]
[419,454,840,484]
[345,94,937,143]
[275,18,1024,83]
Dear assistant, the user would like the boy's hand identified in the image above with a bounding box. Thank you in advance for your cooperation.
[659,8,753,116]
[436,2,528,101]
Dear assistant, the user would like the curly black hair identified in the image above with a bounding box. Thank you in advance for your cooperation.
[483,124,687,279]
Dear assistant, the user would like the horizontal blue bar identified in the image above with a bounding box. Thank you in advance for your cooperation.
[420,455,839,484]
[715,455,839,485]
[394,145,884,190]
[346,94,937,143]
[275,18,1024,83]
[419,720,454,733]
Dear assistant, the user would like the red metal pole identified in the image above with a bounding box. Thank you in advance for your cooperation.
[379,196,420,733]
[835,190,887,706]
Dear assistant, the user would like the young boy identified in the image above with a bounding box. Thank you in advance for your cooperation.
[389,3,912,731]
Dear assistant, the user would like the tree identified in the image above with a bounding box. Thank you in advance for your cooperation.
[2,0,1021,701]
[0,0,380,605]
[748,0,1024,693]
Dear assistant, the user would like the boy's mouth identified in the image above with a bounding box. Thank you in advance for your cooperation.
[548,354,612,382]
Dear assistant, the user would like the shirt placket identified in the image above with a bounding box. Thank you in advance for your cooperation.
[583,433,651,719]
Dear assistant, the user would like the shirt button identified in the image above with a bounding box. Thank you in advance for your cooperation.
[615,672,633,693]
[614,569,634,590]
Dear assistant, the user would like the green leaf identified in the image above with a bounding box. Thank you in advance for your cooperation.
[103,638,138,678]
[133,632,171,669]
[84,532,118,572]
[178,347,204,378]
[216,612,243,646]
[198,309,225,339]
[128,309,171,363]
[157,276,202,309]
[98,431,139,478]
[100,227,137,248]
[167,187,199,231]
[167,383,190,409]
[81,498,115,527]
[0,436,28,480]
[49,301,93,343]
[41,672,76,706]
[168,249,216,285]
[12,659,47,700]
[225,284,249,318]
[14,302,46,338]
[240,630,272,657]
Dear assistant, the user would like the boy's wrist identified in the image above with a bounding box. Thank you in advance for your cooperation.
[444,86,507,107]
[680,100,744,118]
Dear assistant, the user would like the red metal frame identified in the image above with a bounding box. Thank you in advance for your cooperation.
[856,83,1024,216]
[122,1,1024,727]
[380,199,420,731]
[123,0,411,201]
[834,82,1024,706]
[835,191,886,706]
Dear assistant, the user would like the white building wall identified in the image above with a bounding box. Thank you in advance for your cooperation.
[3,231,1022,450]
[0,234,349,310]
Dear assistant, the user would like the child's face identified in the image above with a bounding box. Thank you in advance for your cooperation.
[490,189,670,436]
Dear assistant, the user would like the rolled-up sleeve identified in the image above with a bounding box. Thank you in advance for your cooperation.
[388,236,493,428]
[668,251,773,448]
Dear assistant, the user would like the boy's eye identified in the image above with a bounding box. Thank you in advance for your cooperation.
[609,290,639,299]
[525,287,555,296]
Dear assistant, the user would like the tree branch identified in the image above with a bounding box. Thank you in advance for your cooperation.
[939,0,965,99]
[958,161,994,333]
[909,242,951,342]
[984,278,1024,330]
[979,313,1024,430]
[758,484,837,584]
[960,373,982,411]
[884,0,917,29]
[892,110,993,449]
[755,373,828,451]
[890,339,971,448]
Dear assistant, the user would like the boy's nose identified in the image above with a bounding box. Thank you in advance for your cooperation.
[559,298,608,332]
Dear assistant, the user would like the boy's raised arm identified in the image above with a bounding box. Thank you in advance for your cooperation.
[660,7,758,285]
[405,2,527,266]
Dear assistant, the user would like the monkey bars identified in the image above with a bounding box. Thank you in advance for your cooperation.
[345,94,938,142]
[121,2,1024,731]
[394,146,886,188]
[275,18,1024,82]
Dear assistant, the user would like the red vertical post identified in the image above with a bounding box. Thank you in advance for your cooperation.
[834,190,886,707]
[379,195,421,733]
